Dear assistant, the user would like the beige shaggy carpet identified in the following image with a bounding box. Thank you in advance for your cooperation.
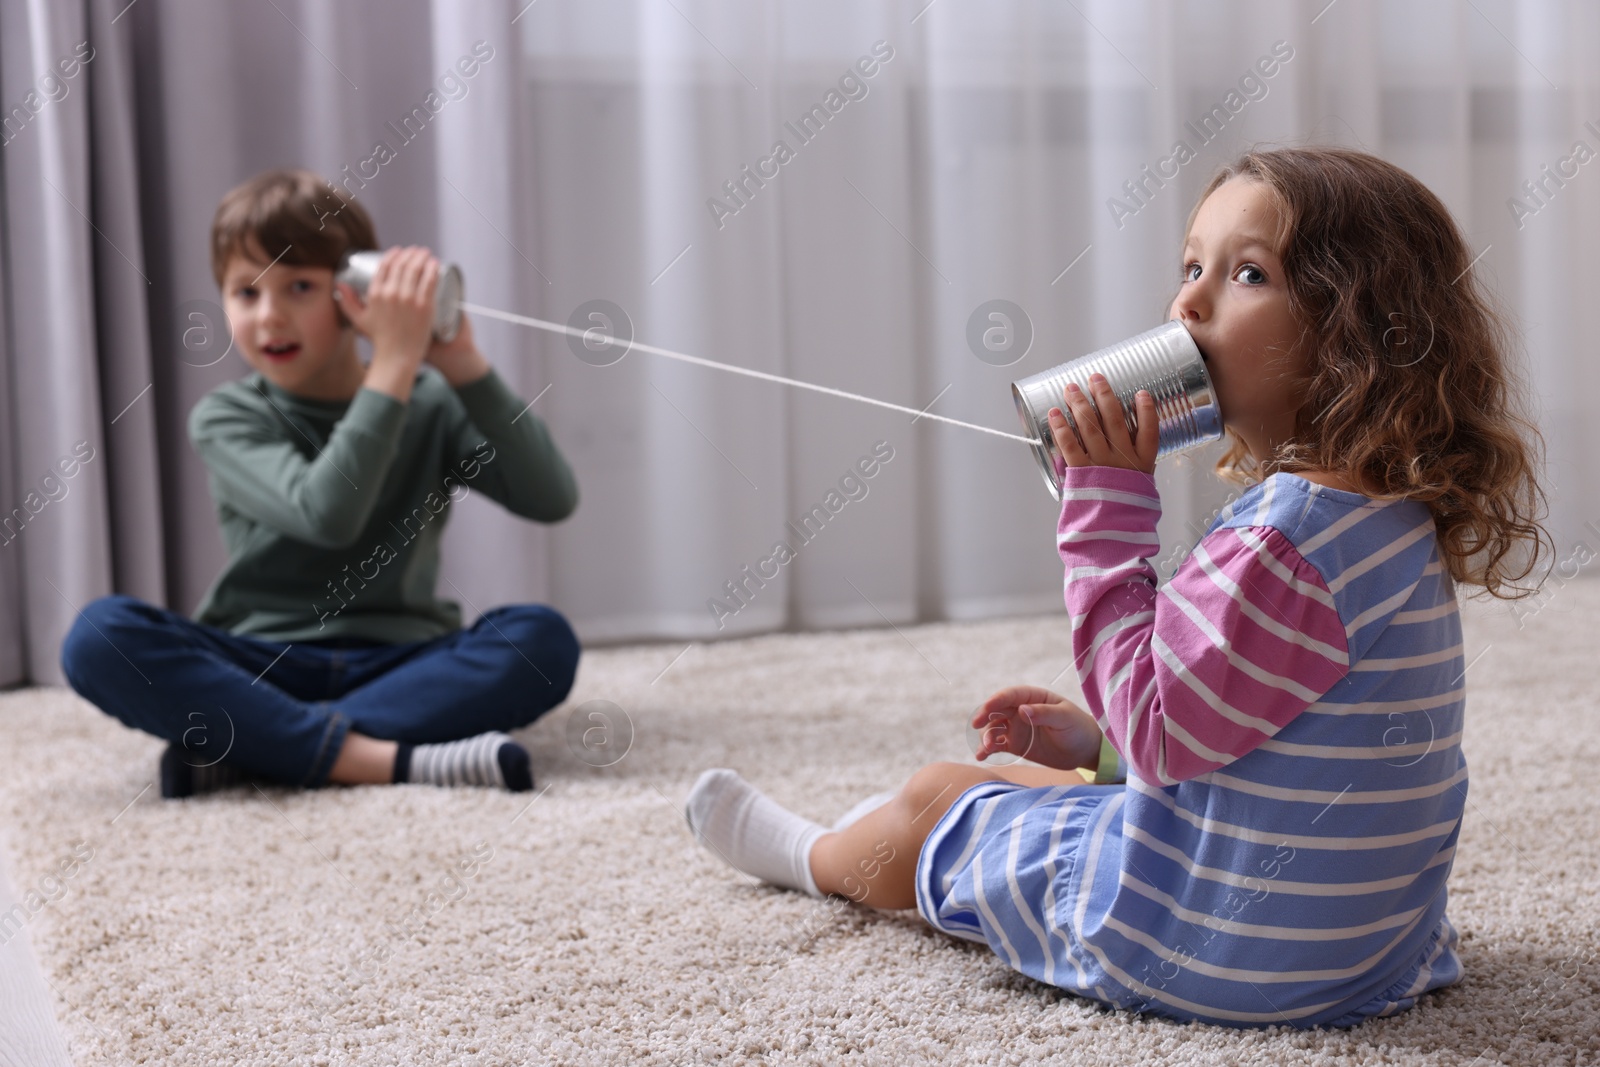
[0,582,1597,1066]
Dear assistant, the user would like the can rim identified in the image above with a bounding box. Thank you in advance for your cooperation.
[435,264,464,342]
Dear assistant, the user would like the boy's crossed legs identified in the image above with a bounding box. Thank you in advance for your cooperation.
[60,595,580,797]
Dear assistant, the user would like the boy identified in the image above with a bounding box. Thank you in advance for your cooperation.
[61,169,580,798]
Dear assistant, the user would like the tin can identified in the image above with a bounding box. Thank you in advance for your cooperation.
[1011,319,1222,500]
[335,250,465,342]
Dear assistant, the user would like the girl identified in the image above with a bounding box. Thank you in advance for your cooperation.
[684,146,1550,1028]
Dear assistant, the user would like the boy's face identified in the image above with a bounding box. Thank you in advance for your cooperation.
[220,247,356,396]
[1169,177,1307,462]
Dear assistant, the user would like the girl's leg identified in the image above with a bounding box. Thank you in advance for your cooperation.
[990,764,1092,788]
[689,761,1075,910]
[809,761,1019,910]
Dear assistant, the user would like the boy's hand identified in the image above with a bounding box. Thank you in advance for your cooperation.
[337,246,438,400]
[1049,373,1159,475]
[426,312,492,389]
[971,685,1103,771]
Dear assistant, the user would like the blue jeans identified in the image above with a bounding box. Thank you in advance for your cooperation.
[59,595,580,788]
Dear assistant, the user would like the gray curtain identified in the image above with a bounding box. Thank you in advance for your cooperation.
[1,0,537,686]
[2,0,144,688]
[4,0,1598,687]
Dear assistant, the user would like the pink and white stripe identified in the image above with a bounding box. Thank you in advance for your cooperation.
[1059,469,1350,786]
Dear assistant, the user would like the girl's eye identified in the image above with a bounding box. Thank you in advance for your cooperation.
[234,287,257,300]
[1183,262,1201,282]
[291,279,316,294]
[1234,264,1267,285]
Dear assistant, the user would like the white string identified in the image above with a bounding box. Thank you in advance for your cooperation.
[460,301,1041,447]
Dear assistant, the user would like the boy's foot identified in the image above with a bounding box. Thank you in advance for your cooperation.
[684,769,824,897]
[159,744,248,799]
[395,732,533,792]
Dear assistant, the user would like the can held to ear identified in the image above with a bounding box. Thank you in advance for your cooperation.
[335,251,465,342]
[1011,319,1222,500]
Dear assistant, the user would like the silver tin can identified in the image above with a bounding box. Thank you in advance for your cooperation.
[1011,319,1222,500]
[335,250,465,342]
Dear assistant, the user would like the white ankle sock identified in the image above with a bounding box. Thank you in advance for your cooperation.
[833,791,896,829]
[684,769,824,897]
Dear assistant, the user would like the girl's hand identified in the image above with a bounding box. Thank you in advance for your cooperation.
[1049,374,1159,475]
[971,685,1104,771]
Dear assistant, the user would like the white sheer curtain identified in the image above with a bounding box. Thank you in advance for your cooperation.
[502,0,1600,644]
[2,0,1597,683]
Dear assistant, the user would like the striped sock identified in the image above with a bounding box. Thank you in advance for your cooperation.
[395,732,533,791]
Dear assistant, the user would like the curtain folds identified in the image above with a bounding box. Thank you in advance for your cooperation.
[3,0,1596,686]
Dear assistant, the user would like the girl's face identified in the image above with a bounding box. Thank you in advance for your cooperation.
[1169,177,1307,465]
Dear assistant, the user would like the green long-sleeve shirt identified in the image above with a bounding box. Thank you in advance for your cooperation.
[189,367,576,644]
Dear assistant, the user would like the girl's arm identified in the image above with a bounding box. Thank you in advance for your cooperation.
[1058,465,1350,785]
[1045,374,1348,786]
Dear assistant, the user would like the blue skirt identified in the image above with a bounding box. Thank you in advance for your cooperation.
[916,779,1125,998]
[914,779,1464,1027]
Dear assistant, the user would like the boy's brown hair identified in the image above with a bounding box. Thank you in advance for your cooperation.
[210,169,377,285]
[1184,146,1550,598]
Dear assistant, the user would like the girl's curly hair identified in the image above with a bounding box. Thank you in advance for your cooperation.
[1185,146,1550,598]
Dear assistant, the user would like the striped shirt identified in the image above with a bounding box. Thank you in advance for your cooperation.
[917,467,1465,1027]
